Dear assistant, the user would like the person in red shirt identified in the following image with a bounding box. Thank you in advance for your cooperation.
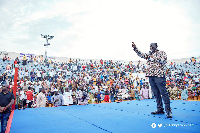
[26,88,33,108]
[82,65,86,71]
[104,89,110,102]
[91,64,93,69]
[166,80,170,86]
[100,59,103,66]
[125,78,129,85]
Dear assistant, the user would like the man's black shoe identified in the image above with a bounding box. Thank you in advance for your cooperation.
[151,110,165,115]
[166,111,172,118]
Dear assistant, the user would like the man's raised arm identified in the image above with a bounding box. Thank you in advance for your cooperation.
[132,42,149,60]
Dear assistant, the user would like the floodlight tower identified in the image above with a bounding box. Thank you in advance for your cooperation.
[41,34,54,62]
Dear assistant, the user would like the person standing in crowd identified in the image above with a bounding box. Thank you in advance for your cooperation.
[3,55,7,62]
[34,82,41,94]
[51,89,64,106]
[110,85,115,102]
[19,89,27,109]
[63,88,73,106]
[22,54,27,65]
[36,88,46,107]
[76,89,89,105]
[26,87,33,108]
[0,85,15,133]
[88,91,94,104]
[30,70,35,82]
[97,89,101,103]
[140,85,149,100]
[6,63,11,71]
[132,42,172,118]
[104,89,110,102]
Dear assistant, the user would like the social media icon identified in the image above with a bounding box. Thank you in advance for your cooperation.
[158,124,162,128]
[151,123,156,128]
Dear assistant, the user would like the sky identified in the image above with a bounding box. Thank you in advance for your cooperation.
[0,0,199,62]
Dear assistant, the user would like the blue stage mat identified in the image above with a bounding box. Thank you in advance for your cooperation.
[10,99,200,133]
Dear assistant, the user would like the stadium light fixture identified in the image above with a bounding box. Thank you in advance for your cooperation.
[41,34,54,62]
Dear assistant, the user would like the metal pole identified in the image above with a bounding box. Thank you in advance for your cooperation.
[41,34,54,63]
[45,37,48,62]
[12,63,19,110]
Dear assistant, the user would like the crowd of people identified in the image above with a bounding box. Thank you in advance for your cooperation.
[0,54,200,110]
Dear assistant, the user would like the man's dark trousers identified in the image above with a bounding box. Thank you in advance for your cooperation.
[149,76,171,112]
[0,113,10,133]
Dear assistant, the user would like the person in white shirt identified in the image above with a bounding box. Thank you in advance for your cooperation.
[73,65,77,72]
[42,71,47,79]
[85,77,89,84]
[36,88,46,107]
[63,88,73,106]
[34,61,38,66]
[20,90,27,109]
[49,70,52,78]
[19,70,24,79]
[94,85,98,92]
[35,83,42,93]
[66,70,70,77]
[37,57,41,63]
[24,70,29,80]
[36,70,42,80]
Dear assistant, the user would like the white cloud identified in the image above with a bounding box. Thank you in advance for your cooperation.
[0,0,199,61]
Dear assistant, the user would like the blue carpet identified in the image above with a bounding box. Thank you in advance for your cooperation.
[10,99,200,133]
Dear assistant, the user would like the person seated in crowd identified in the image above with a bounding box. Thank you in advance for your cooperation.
[46,93,52,107]
[0,52,200,108]
[188,89,194,100]
[122,92,130,100]
[3,55,7,62]
[193,89,199,100]
[129,89,135,100]
[134,89,140,100]
[181,87,188,100]
[7,57,11,61]
[169,85,179,100]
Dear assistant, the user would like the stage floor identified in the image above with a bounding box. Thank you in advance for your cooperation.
[10,99,200,133]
